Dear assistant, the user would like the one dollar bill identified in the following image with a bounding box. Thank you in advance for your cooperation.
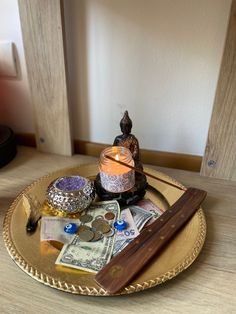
[55,200,120,273]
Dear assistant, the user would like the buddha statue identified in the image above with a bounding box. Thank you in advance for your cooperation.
[113,111,143,170]
[95,110,147,205]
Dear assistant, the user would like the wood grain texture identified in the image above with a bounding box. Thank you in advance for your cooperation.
[18,0,72,155]
[201,0,236,180]
[0,146,235,313]
[95,188,207,294]
[14,134,202,171]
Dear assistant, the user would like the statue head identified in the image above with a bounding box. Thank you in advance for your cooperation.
[120,111,132,135]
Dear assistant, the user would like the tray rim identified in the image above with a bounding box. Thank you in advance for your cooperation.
[3,164,207,296]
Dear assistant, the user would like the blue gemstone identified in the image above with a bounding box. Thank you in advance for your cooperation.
[114,219,128,231]
[64,223,78,234]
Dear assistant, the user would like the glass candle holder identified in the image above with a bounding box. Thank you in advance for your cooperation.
[46,176,95,214]
[99,146,135,193]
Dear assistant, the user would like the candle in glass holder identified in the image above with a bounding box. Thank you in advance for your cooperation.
[99,146,135,193]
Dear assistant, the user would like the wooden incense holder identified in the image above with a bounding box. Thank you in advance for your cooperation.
[95,187,207,294]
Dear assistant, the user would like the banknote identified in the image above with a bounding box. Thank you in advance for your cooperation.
[113,205,153,256]
[129,205,154,229]
[55,200,120,273]
[40,217,80,244]
[115,208,139,240]
[136,198,164,225]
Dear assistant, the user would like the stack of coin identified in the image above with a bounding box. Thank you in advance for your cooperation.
[92,219,115,238]
[92,219,110,233]
[77,214,116,242]
[77,226,95,242]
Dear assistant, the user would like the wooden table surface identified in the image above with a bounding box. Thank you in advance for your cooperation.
[0,146,235,314]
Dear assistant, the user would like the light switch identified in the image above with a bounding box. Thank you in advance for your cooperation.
[0,41,18,78]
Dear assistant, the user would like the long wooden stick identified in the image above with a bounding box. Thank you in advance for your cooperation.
[95,187,207,294]
[104,154,186,191]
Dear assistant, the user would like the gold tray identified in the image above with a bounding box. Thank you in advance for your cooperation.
[3,164,206,296]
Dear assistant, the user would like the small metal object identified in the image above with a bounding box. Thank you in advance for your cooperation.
[91,231,103,242]
[103,229,115,238]
[95,222,111,234]
[77,225,91,233]
[78,229,95,242]
[91,219,106,229]
[104,212,115,220]
[94,215,104,220]
[208,160,217,168]
[80,214,93,223]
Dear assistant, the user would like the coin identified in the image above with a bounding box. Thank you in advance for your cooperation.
[103,229,115,238]
[91,231,103,242]
[94,215,104,220]
[80,214,93,223]
[78,229,95,242]
[77,225,90,233]
[91,219,106,229]
[104,212,115,220]
[95,222,111,234]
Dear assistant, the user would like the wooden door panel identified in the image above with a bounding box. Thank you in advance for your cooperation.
[201,0,236,180]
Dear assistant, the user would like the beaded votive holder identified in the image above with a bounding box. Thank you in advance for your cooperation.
[46,176,95,215]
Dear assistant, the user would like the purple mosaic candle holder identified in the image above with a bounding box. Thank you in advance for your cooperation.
[46,176,95,214]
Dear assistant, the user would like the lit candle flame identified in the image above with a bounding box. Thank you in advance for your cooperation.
[115,154,119,161]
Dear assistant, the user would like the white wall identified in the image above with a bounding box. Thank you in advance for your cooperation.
[0,0,34,133]
[64,0,231,156]
[0,0,232,156]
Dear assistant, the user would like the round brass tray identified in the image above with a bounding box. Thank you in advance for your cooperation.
[3,164,206,296]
